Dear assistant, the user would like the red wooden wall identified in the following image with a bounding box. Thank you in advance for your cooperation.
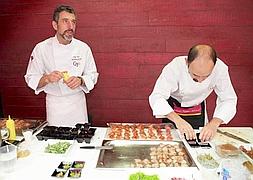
[0,0,252,127]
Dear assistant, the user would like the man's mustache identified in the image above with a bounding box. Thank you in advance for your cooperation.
[64,29,74,33]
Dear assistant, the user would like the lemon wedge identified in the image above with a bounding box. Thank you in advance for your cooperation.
[63,72,70,81]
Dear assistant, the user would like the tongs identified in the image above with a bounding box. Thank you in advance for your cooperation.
[80,145,113,150]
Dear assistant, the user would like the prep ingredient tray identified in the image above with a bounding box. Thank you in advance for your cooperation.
[44,140,72,154]
[36,123,96,143]
[96,140,196,168]
[52,160,85,178]
[0,118,47,136]
[106,123,179,141]
[239,144,253,161]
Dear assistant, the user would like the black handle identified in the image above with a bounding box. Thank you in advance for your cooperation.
[80,146,95,149]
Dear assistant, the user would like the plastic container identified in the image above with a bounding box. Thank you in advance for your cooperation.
[0,144,17,173]
[219,159,249,180]
[197,153,219,169]
[215,143,240,158]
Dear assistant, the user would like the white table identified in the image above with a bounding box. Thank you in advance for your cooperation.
[0,127,252,180]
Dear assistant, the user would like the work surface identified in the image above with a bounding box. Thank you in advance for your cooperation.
[0,127,252,180]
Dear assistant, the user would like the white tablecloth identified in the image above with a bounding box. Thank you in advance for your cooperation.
[0,127,252,180]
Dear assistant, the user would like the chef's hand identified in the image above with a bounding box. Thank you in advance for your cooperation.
[38,71,63,88]
[64,76,82,89]
[167,111,195,140]
[199,117,223,142]
[46,71,63,83]
[176,120,195,140]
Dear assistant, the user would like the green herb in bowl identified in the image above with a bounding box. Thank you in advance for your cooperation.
[45,141,71,154]
[129,172,160,180]
[58,161,72,170]
[68,169,81,178]
[72,161,85,169]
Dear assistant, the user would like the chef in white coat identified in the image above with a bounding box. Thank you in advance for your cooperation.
[24,5,98,126]
[149,44,237,141]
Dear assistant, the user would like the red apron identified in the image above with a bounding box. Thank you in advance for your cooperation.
[163,97,205,129]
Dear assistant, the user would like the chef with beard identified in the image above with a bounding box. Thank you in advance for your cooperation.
[25,5,98,126]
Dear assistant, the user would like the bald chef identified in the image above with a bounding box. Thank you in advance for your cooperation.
[25,5,98,126]
[149,44,237,141]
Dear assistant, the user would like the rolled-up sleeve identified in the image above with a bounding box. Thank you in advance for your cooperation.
[213,67,237,123]
[149,65,178,116]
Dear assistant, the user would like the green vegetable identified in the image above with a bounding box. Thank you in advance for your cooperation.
[74,163,84,168]
[197,153,219,169]
[70,171,81,178]
[129,172,160,180]
[45,141,71,154]
[63,163,71,170]
[56,171,64,177]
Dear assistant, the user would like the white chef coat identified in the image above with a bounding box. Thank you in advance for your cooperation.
[149,56,237,124]
[24,36,98,126]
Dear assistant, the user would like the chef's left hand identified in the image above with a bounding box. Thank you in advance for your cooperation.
[199,118,223,142]
[64,76,82,89]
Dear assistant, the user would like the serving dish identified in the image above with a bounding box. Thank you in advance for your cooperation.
[105,123,179,141]
[96,140,196,168]
[36,123,96,143]
[239,144,253,162]
[0,118,47,136]
[41,139,74,156]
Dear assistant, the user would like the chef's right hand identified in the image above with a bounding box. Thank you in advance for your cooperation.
[167,111,195,140]
[45,71,63,83]
[174,119,195,140]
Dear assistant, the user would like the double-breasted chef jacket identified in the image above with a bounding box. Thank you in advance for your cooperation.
[25,36,98,126]
[149,56,237,126]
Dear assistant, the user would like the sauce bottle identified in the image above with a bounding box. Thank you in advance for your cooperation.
[6,115,16,140]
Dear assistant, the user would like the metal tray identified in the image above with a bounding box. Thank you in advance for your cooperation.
[239,144,253,162]
[36,125,96,143]
[0,118,47,136]
[96,140,196,168]
[105,123,179,141]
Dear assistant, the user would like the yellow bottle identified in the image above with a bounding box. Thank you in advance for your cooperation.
[6,115,16,140]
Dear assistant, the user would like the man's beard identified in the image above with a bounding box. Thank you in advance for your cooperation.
[61,29,74,42]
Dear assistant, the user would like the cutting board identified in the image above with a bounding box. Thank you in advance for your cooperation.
[213,127,253,145]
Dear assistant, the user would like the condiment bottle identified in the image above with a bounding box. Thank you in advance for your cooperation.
[6,115,16,140]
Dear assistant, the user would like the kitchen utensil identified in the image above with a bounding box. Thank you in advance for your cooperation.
[217,129,250,143]
[80,145,114,150]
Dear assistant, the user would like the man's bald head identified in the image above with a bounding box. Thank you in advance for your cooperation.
[187,45,217,82]
[187,44,217,65]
